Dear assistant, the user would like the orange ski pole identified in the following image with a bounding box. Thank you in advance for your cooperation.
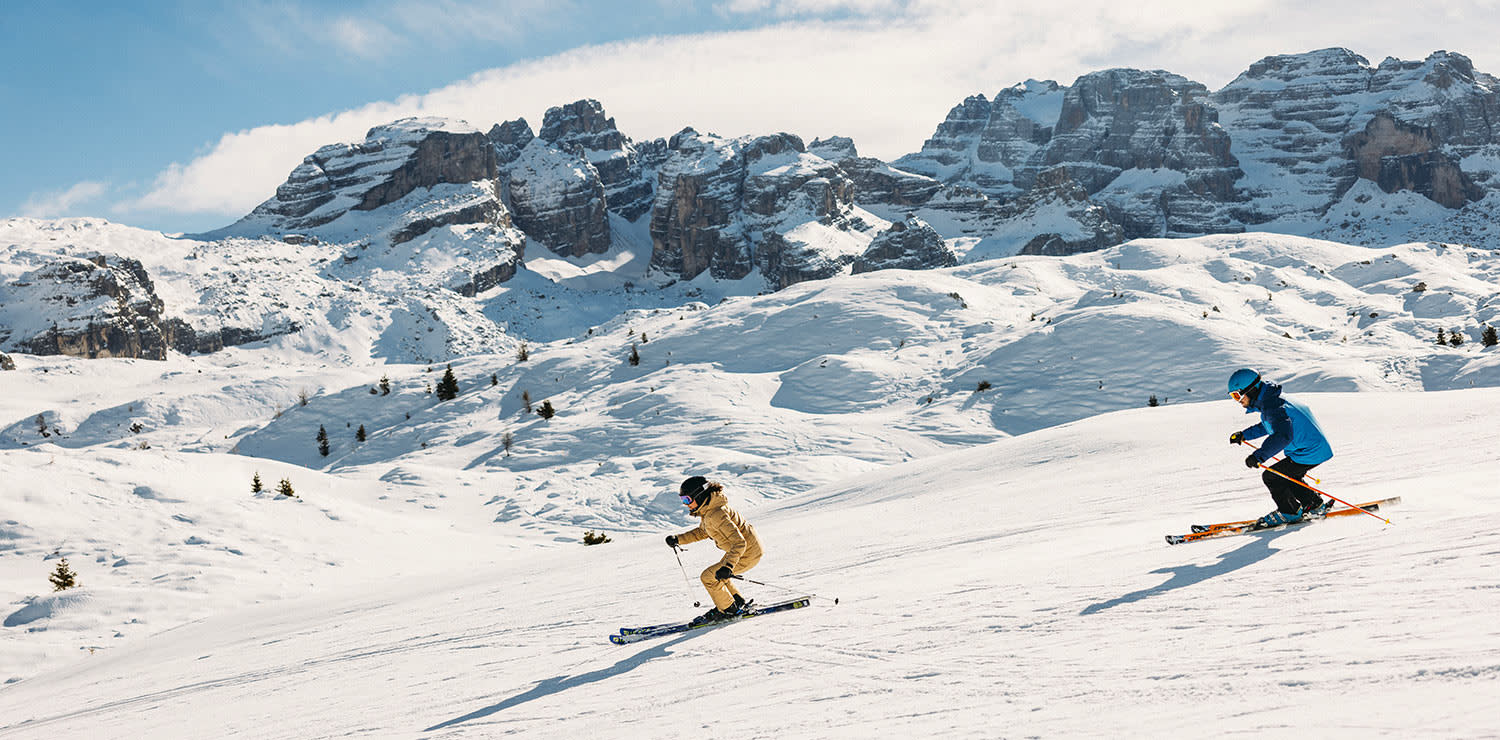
[1238,440,1391,524]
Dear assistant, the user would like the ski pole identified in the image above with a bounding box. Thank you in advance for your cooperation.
[1237,443,1390,524]
[672,546,702,607]
[732,575,839,605]
[1237,439,1320,484]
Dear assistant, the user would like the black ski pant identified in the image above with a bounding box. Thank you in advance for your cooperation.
[1264,457,1323,514]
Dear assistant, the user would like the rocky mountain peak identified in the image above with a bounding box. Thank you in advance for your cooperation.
[536,99,655,221]
[220,117,501,240]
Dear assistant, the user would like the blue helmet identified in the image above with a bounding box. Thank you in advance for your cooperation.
[1227,368,1261,395]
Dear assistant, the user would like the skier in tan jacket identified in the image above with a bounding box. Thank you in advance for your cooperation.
[665,476,763,625]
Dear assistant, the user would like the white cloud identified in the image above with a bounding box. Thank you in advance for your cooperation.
[21,181,109,219]
[120,0,1500,226]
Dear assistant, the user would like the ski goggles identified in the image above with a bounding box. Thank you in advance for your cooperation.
[680,495,696,506]
[1229,389,1248,403]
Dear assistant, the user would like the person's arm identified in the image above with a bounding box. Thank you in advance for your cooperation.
[1252,402,1293,460]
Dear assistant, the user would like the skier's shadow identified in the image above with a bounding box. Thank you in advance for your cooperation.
[1079,529,1290,616]
[423,631,704,732]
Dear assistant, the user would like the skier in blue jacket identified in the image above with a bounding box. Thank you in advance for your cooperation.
[1226,368,1333,528]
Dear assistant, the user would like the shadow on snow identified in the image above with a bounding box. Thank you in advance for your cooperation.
[1079,529,1292,616]
[423,630,704,732]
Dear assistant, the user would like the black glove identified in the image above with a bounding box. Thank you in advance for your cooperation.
[1244,453,1260,469]
[714,565,733,581]
[1229,431,1244,445]
[665,535,678,548]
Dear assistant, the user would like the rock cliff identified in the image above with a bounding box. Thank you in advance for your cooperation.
[649,129,884,289]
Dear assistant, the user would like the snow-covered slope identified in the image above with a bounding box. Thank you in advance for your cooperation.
[1,390,1497,737]
[4,231,1500,699]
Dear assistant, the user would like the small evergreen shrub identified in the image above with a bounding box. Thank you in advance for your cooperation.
[251,472,264,494]
[629,343,640,366]
[1483,325,1498,347]
[356,425,367,442]
[436,364,460,401]
[537,400,556,420]
[317,425,330,457]
[583,530,612,546]
[379,375,391,395]
[49,556,78,592]
[277,478,296,497]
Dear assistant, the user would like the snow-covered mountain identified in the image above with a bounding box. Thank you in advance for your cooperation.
[5,48,1500,366]
[901,49,1500,253]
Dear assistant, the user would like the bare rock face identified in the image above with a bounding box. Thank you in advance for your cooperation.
[1,252,299,360]
[650,129,874,288]
[0,352,14,370]
[810,137,942,208]
[1349,113,1483,208]
[7,255,169,359]
[231,118,500,235]
[1038,68,1243,238]
[851,217,957,273]
[1012,168,1126,256]
[495,132,611,257]
[894,80,1063,199]
[1215,49,1500,220]
[538,99,656,221]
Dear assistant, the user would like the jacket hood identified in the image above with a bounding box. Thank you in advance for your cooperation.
[1245,381,1284,414]
[689,489,727,518]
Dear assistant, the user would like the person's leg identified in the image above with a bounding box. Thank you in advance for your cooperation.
[724,547,763,604]
[700,565,735,611]
[1263,458,1318,513]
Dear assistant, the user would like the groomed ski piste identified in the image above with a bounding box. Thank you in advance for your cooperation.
[3,230,1500,737]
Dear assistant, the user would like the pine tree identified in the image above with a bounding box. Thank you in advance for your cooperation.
[537,400,556,420]
[1148,395,1160,407]
[436,364,460,401]
[629,343,640,366]
[521,390,532,414]
[583,530,612,545]
[1450,330,1465,347]
[379,375,391,395]
[1483,325,1498,347]
[49,556,78,592]
[502,431,514,456]
[317,425,330,457]
[356,424,367,442]
[251,472,264,494]
[277,478,296,497]
[1437,328,1448,345]
[516,343,530,362]
[490,373,498,386]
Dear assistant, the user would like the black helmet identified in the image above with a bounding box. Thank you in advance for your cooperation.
[679,476,711,506]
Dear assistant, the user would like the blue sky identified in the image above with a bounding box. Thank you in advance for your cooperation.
[4,0,1495,234]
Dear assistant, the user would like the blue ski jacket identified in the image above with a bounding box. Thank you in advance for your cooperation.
[1240,382,1333,465]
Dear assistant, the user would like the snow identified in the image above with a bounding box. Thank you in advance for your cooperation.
[3,229,1500,736]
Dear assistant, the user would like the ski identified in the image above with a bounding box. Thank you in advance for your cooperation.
[1165,497,1400,545]
[609,596,812,644]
